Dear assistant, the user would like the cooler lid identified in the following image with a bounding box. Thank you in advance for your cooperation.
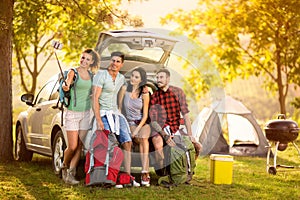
[210,154,234,162]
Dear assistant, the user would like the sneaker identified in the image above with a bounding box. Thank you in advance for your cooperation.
[132,180,140,187]
[141,173,150,187]
[65,169,80,185]
[115,184,123,189]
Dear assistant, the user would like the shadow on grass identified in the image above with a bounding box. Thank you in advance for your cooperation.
[0,156,61,199]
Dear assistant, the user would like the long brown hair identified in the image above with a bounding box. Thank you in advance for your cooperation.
[127,67,147,97]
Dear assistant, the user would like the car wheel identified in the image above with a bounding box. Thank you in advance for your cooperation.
[14,125,33,161]
[52,130,66,176]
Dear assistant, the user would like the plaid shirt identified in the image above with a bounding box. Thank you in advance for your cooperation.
[149,85,189,134]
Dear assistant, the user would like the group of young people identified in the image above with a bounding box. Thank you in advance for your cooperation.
[60,49,196,188]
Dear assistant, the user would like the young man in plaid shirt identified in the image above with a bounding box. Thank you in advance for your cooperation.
[149,68,196,171]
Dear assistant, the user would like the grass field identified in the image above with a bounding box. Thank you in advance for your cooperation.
[1,139,300,200]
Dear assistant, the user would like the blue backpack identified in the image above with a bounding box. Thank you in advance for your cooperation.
[58,68,93,107]
[58,68,78,107]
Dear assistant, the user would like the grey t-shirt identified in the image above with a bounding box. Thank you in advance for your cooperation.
[93,70,126,111]
[123,91,143,122]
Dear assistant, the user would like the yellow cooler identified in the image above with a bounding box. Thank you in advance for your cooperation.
[210,154,234,184]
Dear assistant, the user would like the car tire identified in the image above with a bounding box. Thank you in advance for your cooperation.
[52,130,66,176]
[14,125,33,162]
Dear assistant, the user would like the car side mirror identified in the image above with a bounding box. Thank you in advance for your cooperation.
[21,93,35,106]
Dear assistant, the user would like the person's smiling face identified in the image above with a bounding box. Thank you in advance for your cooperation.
[156,71,170,91]
[110,56,123,72]
[130,70,142,88]
[80,52,93,68]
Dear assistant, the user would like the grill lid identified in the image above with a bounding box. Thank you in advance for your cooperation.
[264,114,299,143]
[265,119,298,130]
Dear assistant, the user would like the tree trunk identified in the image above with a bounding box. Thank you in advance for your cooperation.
[0,0,14,162]
[277,65,286,115]
[275,27,287,116]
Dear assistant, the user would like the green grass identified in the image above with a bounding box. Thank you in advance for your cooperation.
[1,140,300,200]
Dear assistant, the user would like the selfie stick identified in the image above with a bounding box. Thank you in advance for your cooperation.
[51,40,67,85]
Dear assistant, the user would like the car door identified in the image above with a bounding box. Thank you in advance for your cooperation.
[26,75,60,155]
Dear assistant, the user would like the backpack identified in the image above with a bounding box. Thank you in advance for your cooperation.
[58,68,93,107]
[85,129,124,187]
[116,172,136,187]
[58,68,78,107]
[157,134,196,186]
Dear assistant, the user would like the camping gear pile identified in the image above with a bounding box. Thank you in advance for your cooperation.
[264,114,300,175]
[192,96,269,157]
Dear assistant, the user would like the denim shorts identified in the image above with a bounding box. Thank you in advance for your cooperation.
[64,110,90,131]
[101,115,132,144]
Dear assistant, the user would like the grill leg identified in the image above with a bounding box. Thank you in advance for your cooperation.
[273,141,279,167]
[266,145,272,173]
[266,141,279,175]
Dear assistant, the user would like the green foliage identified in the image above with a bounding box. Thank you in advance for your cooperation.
[13,0,143,94]
[291,97,300,108]
[183,45,224,100]
[161,0,300,114]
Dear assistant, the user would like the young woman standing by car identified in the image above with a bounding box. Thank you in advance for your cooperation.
[61,48,100,185]
[119,67,151,187]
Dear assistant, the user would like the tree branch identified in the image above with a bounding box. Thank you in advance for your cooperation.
[38,52,54,74]
[71,0,96,21]
[15,47,29,93]
[38,36,55,55]
[20,50,33,77]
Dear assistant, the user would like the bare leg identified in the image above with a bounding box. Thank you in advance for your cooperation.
[152,135,164,169]
[63,130,79,167]
[137,125,150,173]
[69,130,87,169]
[121,141,132,174]
[139,138,150,172]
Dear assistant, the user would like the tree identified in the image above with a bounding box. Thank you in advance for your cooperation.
[0,0,14,162]
[161,0,300,115]
[13,0,143,94]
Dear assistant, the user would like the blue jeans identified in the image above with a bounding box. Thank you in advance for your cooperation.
[101,115,132,144]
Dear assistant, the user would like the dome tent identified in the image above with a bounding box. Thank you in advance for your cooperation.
[192,96,269,157]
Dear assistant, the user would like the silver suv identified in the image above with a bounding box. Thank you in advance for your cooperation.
[14,30,178,175]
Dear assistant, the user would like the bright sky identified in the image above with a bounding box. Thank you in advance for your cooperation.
[121,0,198,28]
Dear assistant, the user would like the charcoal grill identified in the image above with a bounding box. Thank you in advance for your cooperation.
[264,114,300,175]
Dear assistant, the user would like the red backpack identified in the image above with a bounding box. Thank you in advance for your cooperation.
[116,172,136,187]
[85,130,124,186]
